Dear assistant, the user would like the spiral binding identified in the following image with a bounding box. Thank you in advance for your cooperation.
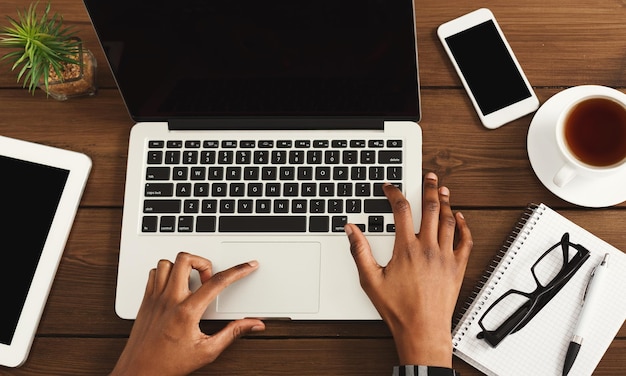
[452,203,545,348]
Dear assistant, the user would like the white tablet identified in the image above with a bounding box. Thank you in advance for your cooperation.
[0,135,91,367]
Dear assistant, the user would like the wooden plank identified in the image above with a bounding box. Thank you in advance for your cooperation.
[3,337,626,375]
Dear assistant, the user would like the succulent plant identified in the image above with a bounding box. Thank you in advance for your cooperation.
[0,2,82,94]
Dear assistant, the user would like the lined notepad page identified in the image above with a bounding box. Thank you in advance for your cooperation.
[452,204,626,376]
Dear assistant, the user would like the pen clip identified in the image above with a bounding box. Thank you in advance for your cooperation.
[581,267,597,304]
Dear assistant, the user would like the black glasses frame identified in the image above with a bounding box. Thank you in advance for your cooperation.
[477,232,590,347]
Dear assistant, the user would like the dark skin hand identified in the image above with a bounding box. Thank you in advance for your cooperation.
[111,172,472,374]
[110,252,265,376]
[345,172,473,367]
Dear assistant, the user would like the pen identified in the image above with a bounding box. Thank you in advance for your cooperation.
[562,253,610,376]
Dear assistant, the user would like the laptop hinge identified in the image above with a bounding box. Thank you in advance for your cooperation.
[168,118,385,131]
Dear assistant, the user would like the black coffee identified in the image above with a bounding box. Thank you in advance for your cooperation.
[564,97,626,167]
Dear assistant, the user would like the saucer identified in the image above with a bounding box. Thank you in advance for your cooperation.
[527,85,626,208]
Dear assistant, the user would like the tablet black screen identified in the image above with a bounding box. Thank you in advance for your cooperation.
[0,155,69,345]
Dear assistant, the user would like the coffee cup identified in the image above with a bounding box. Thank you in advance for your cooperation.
[552,87,626,188]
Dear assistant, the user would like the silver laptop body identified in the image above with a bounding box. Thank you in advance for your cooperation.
[83,0,422,320]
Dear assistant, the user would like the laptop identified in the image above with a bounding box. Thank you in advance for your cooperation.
[83,0,422,320]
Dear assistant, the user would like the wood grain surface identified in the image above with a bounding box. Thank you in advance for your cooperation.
[0,0,624,374]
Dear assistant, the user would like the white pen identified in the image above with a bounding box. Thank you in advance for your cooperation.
[562,253,610,376]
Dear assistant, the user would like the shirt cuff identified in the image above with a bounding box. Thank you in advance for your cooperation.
[392,365,459,376]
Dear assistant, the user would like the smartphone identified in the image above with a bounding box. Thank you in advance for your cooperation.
[437,8,539,129]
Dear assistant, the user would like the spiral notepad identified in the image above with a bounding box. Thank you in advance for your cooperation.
[451,203,626,376]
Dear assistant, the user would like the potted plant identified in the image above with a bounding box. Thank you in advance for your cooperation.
[0,1,96,100]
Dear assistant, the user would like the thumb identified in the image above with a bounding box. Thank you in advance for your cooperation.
[206,319,265,358]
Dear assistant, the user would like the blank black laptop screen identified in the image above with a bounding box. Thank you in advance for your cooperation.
[83,0,419,121]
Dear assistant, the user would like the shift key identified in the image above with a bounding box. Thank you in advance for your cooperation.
[364,199,392,213]
[144,199,181,213]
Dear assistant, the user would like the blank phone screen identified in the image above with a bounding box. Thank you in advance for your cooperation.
[0,155,68,345]
[445,20,531,115]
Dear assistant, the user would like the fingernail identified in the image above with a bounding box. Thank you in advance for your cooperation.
[344,224,353,236]
[248,260,259,267]
[458,212,465,220]
[251,325,265,332]
[439,186,450,196]
[425,172,437,180]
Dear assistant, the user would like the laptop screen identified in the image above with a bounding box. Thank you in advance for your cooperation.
[84,0,419,122]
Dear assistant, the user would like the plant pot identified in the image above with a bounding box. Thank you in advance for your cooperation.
[39,47,97,100]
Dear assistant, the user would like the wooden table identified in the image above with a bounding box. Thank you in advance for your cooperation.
[0,0,624,374]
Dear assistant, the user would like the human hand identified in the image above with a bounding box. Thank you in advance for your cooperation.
[345,172,473,368]
[110,252,265,376]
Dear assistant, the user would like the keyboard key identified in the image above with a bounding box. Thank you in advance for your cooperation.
[368,216,384,232]
[176,183,192,196]
[309,216,329,232]
[328,199,343,213]
[238,200,253,213]
[220,200,236,213]
[332,216,348,232]
[194,183,209,196]
[146,167,170,180]
[346,199,361,213]
[144,200,181,213]
[142,216,158,232]
[200,151,216,164]
[373,182,402,196]
[387,166,402,180]
[147,151,163,164]
[378,150,402,163]
[190,167,206,180]
[343,150,358,164]
[277,140,292,148]
[309,199,325,213]
[274,199,289,213]
[178,216,194,232]
[201,199,217,213]
[360,150,376,163]
[165,150,180,164]
[148,141,164,148]
[364,199,392,213]
[182,151,198,164]
[160,216,176,232]
[145,183,173,197]
[196,216,216,232]
[183,199,199,213]
[219,216,307,232]
[172,167,188,180]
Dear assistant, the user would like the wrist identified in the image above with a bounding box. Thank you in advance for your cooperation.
[392,329,453,368]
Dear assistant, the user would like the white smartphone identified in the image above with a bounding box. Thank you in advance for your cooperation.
[437,8,539,129]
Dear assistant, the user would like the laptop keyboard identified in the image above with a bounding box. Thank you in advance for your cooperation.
[141,138,404,234]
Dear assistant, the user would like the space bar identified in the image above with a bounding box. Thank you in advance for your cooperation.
[219,216,307,232]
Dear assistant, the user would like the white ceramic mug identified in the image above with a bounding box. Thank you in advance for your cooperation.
[552,87,626,188]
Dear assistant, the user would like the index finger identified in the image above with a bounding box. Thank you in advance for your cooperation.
[188,260,260,312]
[165,252,212,297]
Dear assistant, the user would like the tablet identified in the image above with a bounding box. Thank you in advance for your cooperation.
[0,135,91,367]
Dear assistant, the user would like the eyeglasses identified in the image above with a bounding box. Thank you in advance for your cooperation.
[476,232,590,347]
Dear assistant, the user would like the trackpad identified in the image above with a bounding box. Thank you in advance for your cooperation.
[216,242,321,314]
